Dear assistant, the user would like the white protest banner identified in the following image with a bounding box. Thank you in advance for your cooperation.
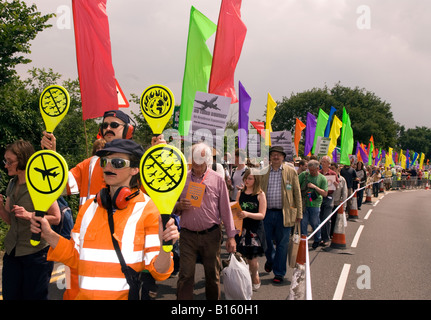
[270,130,294,161]
[189,92,231,148]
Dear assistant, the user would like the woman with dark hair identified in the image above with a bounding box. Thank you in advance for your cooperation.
[0,139,61,300]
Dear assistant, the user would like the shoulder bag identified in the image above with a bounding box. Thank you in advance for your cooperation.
[107,205,143,300]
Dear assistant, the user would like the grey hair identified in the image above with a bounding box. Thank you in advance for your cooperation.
[192,143,212,165]
[320,155,331,163]
[307,160,320,169]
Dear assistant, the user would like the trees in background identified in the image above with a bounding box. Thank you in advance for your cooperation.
[271,83,401,152]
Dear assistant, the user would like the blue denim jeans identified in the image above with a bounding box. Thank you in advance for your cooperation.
[263,209,292,277]
[301,206,322,243]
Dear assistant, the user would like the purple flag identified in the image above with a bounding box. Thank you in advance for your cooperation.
[304,112,317,156]
[238,81,251,149]
[332,148,338,163]
[357,141,369,165]
[381,150,386,166]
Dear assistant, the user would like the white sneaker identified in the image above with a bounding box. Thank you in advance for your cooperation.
[252,282,261,291]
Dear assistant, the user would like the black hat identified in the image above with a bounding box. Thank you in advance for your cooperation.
[269,146,286,157]
[103,110,130,124]
[96,139,144,162]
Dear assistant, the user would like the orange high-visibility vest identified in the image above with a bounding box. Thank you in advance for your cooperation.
[48,192,173,300]
[67,156,106,208]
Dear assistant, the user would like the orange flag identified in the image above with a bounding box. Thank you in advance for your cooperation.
[294,118,306,157]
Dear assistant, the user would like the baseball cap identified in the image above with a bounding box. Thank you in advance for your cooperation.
[96,139,144,164]
[103,110,130,124]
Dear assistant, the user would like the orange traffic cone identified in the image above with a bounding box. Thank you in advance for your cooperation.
[331,205,347,249]
[364,187,372,203]
[324,206,353,254]
[296,235,307,265]
[348,192,359,221]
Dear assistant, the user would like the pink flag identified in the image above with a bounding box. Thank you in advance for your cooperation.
[208,0,247,104]
[72,0,118,120]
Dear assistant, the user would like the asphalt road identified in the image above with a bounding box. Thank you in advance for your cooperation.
[2,188,430,301]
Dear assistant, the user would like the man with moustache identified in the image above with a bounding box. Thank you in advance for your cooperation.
[41,110,165,207]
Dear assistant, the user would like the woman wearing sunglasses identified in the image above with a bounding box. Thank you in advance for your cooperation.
[31,139,178,300]
[40,110,166,300]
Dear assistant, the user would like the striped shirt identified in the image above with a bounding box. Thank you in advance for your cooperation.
[267,166,283,209]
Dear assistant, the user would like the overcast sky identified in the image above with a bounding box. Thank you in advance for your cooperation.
[17,0,431,130]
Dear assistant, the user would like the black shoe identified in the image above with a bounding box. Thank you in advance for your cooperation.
[272,276,284,284]
[312,241,319,249]
[264,262,272,273]
[319,240,329,247]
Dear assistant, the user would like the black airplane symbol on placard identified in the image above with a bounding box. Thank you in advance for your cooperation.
[146,163,156,169]
[164,164,174,171]
[273,133,287,142]
[195,96,220,111]
[149,171,157,177]
[34,167,59,180]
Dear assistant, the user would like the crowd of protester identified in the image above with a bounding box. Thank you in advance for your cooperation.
[1,119,430,300]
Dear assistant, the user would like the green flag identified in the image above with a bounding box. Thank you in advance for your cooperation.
[312,108,329,154]
[178,6,217,136]
[340,107,354,165]
[368,136,374,166]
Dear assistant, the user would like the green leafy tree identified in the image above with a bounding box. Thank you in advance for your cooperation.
[0,0,53,85]
[398,126,431,161]
[271,83,400,151]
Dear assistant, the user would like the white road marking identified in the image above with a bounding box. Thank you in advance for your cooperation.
[333,264,351,300]
[364,209,373,220]
[351,225,365,248]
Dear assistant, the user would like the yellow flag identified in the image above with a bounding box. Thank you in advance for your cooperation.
[385,147,393,168]
[399,149,406,169]
[419,152,425,169]
[265,92,277,146]
[327,115,343,156]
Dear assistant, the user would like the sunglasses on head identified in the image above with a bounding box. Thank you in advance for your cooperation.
[101,121,124,130]
[100,157,131,169]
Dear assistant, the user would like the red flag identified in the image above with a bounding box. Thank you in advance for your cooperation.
[294,118,306,157]
[72,0,118,120]
[250,121,265,138]
[208,0,247,104]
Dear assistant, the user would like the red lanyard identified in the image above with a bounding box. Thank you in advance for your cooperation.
[200,169,210,184]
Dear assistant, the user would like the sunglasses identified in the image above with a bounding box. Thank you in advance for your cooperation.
[101,122,124,130]
[100,157,131,169]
